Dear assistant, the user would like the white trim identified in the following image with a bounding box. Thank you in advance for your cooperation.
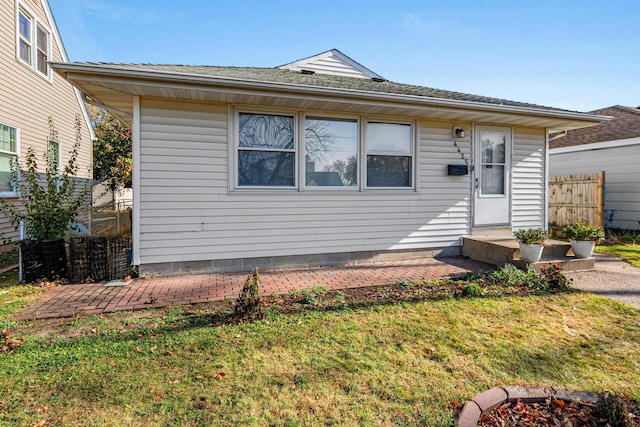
[549,136,640,154]
[132,96,141,266]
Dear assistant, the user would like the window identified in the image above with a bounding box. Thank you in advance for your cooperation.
[0,123,18,195]
[365,122,413,187]
[48,138,60,174]
[234,111,415,191]
[17,5,51,79]
[36,24,49,76]
[237,113,295,186]
[18,10,31,65]
[480,131,507,195]
[304,117,358,187]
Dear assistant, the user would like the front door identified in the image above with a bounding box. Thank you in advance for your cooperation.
[473,126,512,226]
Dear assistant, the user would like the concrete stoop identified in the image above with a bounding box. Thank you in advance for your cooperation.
[462,236,595,272]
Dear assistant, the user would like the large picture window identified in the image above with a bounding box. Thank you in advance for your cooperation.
[235,111,414,191]
[0,123,18,194]
[365,122,413,187]
[304,117,358,187]
[238,113,295,186]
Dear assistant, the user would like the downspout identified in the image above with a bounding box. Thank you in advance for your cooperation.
[132,97,141,267]
[544,128,550,231]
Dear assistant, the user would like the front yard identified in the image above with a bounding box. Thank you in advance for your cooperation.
[1,274,639,426]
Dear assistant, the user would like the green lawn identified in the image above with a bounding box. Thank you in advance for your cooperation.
[1,282,639,426]
[597,243,640,268]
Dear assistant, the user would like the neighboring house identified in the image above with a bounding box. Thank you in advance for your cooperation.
[52,49,606,276]
[0,0,94,242]
[549,105,640,230]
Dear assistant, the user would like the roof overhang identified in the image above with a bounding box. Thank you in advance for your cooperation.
[51,62,610,131]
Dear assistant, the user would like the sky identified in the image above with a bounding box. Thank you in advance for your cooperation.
[48,0,640,113]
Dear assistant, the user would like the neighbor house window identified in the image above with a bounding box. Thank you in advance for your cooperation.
[48,138,60,174]
[18,10,32,65]
[0,123,18,195]
[36,24,49,76]
[237,112,295,186]
[365,122,413,187]
[17,5,51,79]
[304,117,358,187]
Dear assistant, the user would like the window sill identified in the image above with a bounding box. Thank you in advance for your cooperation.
[16,57,53,84]
[0,192,19,199]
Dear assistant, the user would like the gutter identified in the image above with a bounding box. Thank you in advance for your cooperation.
[50,62,610,124]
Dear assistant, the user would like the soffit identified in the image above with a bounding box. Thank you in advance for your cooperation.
[65,72,606,132]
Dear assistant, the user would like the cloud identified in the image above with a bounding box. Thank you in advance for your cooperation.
[402,13,425,35]
[83,0,168,24]
[402,12,469,37]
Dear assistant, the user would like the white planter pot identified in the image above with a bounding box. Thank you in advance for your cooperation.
[519,243,544,263]
[571,240,596,258]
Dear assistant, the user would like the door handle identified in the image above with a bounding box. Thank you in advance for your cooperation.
[475,178,479,189]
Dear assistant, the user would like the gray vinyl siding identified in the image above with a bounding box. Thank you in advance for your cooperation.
[512,127,546,230]
[138,98,473,265]
[549,143,640,230]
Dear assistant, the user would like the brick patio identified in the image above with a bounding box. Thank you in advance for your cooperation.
[16,256,491,320]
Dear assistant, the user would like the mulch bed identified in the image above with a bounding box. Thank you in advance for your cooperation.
[479,396,640,426]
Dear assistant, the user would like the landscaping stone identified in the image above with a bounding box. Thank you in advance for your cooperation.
[471,387,508,413]
[456,401,481,427]
[504,385,553,403]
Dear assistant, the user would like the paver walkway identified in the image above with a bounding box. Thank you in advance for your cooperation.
[17,256,491,320]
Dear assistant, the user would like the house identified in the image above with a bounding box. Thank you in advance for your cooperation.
[51,49,607,276]
[0,0,94,242]
[549,105,640,230]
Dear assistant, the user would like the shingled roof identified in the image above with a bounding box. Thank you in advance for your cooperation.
[550,105,640,149]
[73,62,572,113]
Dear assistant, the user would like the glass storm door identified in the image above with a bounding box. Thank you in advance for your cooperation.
[473,126,511,226]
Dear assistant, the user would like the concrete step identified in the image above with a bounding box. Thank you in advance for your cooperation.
[462,236,594,272]
[512,257,595,273]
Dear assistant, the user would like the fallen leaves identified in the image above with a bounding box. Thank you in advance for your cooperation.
[194,372,226,381]
[479,397,640,426]
[1,330,23,353]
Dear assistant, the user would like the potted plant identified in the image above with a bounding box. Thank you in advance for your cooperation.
[513,228,549,263]
[561,221,605,258]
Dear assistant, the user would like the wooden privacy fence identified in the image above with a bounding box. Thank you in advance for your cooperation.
[548,171,605,227]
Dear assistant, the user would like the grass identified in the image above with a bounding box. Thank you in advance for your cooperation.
[1,282,639,426]
[596,243,640,268]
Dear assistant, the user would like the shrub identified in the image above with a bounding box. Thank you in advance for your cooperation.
[0,116,89,240]
[513,228,548,245]
[562,221,605,242]
[538,264,572,291]
[488,264,552,290]
[461,283,482,297]
[234,267,263,320]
